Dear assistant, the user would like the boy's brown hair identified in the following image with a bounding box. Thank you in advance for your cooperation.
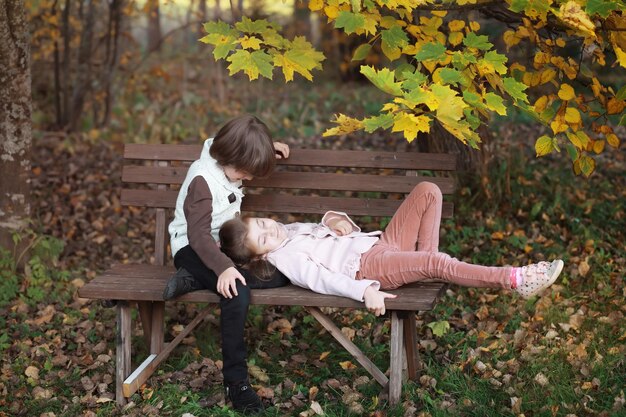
[219,217,275,280]
[210,115,276,178]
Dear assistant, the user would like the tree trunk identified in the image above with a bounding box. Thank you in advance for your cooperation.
[146,0,161,52]
[0,0,32,252]
[101,0,124,127]
[70,0,96,131]
[61,0,71,127]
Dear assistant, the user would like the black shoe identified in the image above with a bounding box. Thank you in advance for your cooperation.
[225,379,264,414]
[162,268,203,300]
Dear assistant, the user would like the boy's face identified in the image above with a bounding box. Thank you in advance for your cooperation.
[244,217,287,255]
[224,165,253,182]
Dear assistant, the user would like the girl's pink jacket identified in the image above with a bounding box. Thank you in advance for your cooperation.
[265,211,382,302]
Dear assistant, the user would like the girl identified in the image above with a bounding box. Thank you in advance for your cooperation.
[219,182,564,317]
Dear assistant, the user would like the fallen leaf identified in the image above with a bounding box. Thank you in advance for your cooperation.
[534,373,549,386]
[339,361,357,370]
[310,400,324,415]
[25,366,39,380]
[249,365,270,383]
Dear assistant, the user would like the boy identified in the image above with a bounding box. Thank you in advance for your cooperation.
[165,115,289,413]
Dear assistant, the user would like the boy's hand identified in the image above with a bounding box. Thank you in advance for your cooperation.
[217,267,247,298]
[326,218,353,236]
[273,142,290,159]
[363,285,397,316]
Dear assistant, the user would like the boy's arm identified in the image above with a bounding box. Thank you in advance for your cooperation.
[184,177,234,275]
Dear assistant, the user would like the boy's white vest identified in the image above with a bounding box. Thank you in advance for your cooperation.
[168,138,244,257]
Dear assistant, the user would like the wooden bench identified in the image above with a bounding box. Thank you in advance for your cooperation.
[78,144,457,407]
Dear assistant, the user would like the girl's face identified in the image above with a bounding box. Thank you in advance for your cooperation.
[245,217,287,255]
[223,165,253,182]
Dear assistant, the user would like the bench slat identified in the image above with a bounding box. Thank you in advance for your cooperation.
[120,189,454,218]
[122,166,455,194]
[78,264,445,311]
[124,145,457,171]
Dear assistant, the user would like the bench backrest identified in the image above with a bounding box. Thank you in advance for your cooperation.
[121,144,457,266]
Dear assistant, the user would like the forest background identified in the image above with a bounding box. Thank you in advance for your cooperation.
[0,1,624,416]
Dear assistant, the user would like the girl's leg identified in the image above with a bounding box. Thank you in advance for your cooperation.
[379,182,443,252]
[359,244,511,290]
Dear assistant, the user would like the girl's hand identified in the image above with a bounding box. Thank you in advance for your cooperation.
[327,218,353,236]
[273,142,290,159]
[217,267,247,298]
[363,285,397,316]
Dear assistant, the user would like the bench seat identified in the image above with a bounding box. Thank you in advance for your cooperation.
[80,264,445,310]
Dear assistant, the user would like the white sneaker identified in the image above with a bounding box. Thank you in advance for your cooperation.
[515,259,564,299]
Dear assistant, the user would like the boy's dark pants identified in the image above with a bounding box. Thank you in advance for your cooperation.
[174,245,289,384]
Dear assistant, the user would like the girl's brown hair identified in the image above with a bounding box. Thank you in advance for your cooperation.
[210,115,276,178]
[219,217,275,280]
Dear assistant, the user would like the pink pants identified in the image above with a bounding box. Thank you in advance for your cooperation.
[358,182,511,290]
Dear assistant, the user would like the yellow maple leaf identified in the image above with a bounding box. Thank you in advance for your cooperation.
[392,112,431,142]
[239,35,262,50]
[556,1,596,39]
[322,114,364,137]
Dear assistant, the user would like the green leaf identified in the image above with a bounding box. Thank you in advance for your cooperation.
[363,112,395,132]
[464,108,481,129]
[427,320,450,337]
[235,16,277,34]
[394,63,416,80]
[616,85,626,100]
[483,50,508,74]
[509,0,528,13]
[463,91,486,111]
[381,26,409,60]
[484,92,507,115]
[452,51,478,68]
[335,11,365,35]
[437,68,463,85]
[401,71,428,90]
[463,32,493,50]
[503,77,529,103]
[415,42,447,61]
[360,66,403,96]
[535,135,556,156]
[586,0,621,18]
[566,143,579,161]
[578,155,596,177]
[227,49,274,80]
[199,21,239,59]
[619,113,626,126]
[352,43,372,61]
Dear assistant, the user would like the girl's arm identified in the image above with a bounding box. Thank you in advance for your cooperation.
[270,252,379,302]
[321,211,360,236]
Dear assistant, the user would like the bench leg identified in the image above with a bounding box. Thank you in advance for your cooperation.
[389,311,404,406]
[116,301,132,406]
[403,312,421,381]
[138,301,165,355]
[138,302,153,349]
[150,302,165,354]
